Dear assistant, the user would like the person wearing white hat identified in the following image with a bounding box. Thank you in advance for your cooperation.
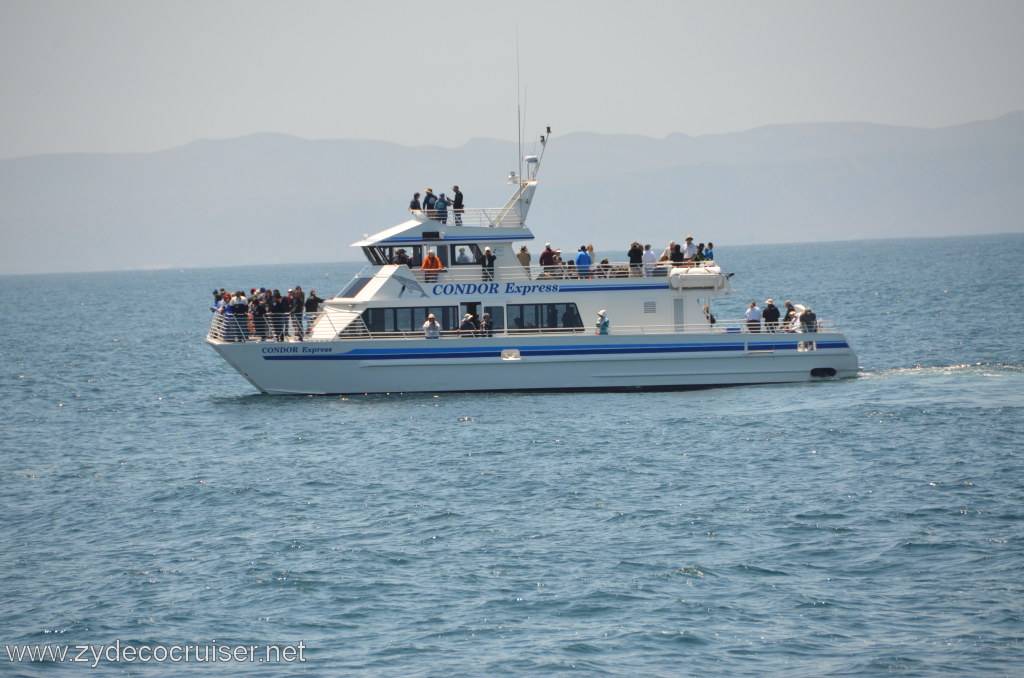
[422,313,441,339]
[762,298,781,333]
[459,313,477,337]
[596,309,609,335]
[682,236,697,262]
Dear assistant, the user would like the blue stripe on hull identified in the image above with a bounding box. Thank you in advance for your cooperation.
[263,340,851,361]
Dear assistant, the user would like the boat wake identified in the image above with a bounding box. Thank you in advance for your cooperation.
[860,362,1024,380]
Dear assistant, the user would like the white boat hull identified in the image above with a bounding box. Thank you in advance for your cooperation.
[209,332,858,395]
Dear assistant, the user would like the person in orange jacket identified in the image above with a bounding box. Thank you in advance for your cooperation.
[421,249,443,282]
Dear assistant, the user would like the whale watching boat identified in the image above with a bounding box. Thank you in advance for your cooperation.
[207,131,858,395]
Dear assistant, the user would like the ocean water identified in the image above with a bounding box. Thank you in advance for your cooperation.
[1,234,1022,677]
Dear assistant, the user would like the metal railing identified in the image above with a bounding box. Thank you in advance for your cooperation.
[393,259,720,285]
[208,312,836,343]
[408,206,524,228]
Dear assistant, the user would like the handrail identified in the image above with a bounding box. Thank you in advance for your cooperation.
[390,259,721,285]
[208,312,837,343]
[409,206,524,228]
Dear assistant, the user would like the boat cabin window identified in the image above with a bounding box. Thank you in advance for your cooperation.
[362,306,459,332]
[507,303,583,330]
[448,244,483,265]
[484,305,505,330]
[338,276,374,299]
[362,246,390,265]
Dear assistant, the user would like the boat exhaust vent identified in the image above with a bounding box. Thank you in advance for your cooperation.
[810,367,837,378]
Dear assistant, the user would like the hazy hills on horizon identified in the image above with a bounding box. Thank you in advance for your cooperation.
[2,112,1022,275]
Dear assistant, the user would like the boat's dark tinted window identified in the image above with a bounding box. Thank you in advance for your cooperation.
[362,306,458,332]
[483,305,505,330]
[507,303,582,330]
[339,276,373,298]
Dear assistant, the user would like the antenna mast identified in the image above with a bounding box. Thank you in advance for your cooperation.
[516,29,522,185]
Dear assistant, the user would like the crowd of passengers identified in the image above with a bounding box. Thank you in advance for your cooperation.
[740,299,819,334]
[386,236,716,281]
[209,286,325,341]
[531,236,714,279]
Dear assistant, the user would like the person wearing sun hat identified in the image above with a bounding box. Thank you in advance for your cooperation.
[682,235,697,261]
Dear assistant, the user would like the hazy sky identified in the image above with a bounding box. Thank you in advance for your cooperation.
[2,0,1022,159]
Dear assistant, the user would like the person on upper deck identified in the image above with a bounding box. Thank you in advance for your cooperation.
[393,248,411,266]
[682,236,697,262]
[422,188,437,218]
[745,301,762,333]
[800,307,818,333]
[660,241,676,262]
[456,247,471,264]
[451,185,464,225]
[409,192,421,210]
[422,249,443,282]
[539,243,555,271]
[762,298,781,333]
[670,244,685,265]
[481,247,497,280]
[642,244,657,276]
[575,245,592,277]
[435,193,451,224]
[480,312,493,337]
[704,242,714,261]
[627,242,643,276]
[782,299,796,326]
[517,245,531,278]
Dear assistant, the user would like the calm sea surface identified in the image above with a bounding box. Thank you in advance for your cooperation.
[1,234,1022,677]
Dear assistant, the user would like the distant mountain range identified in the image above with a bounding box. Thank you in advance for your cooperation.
[2,112,1022,274]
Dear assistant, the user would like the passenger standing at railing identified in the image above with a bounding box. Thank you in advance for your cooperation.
[596,310,609,335]
[435,193,451,224]
[682,236,697,262]
[575,245,592,278]
[452,185,464,225]
[642,243,657,276]
[459,313,477,338]
[423,313,441,339]
[704,242,714,260]
[782,299,796,328]
[627,242,643,276]
[660,240,676,261]
[423,188,437,219]
[250,288,268,339]
[304,290,324,314]
[422,249,443,282]
[670,244,685,265]
[517,245,531,278]
[480,312,494,337]
[481,247,497,281]
[409,192,421,210]
[270,291,287,340]
[539,243,555,274]
[291,286,306,340]
[229,290,249,341]
[762,299,780,333]
[745,301,762,333]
